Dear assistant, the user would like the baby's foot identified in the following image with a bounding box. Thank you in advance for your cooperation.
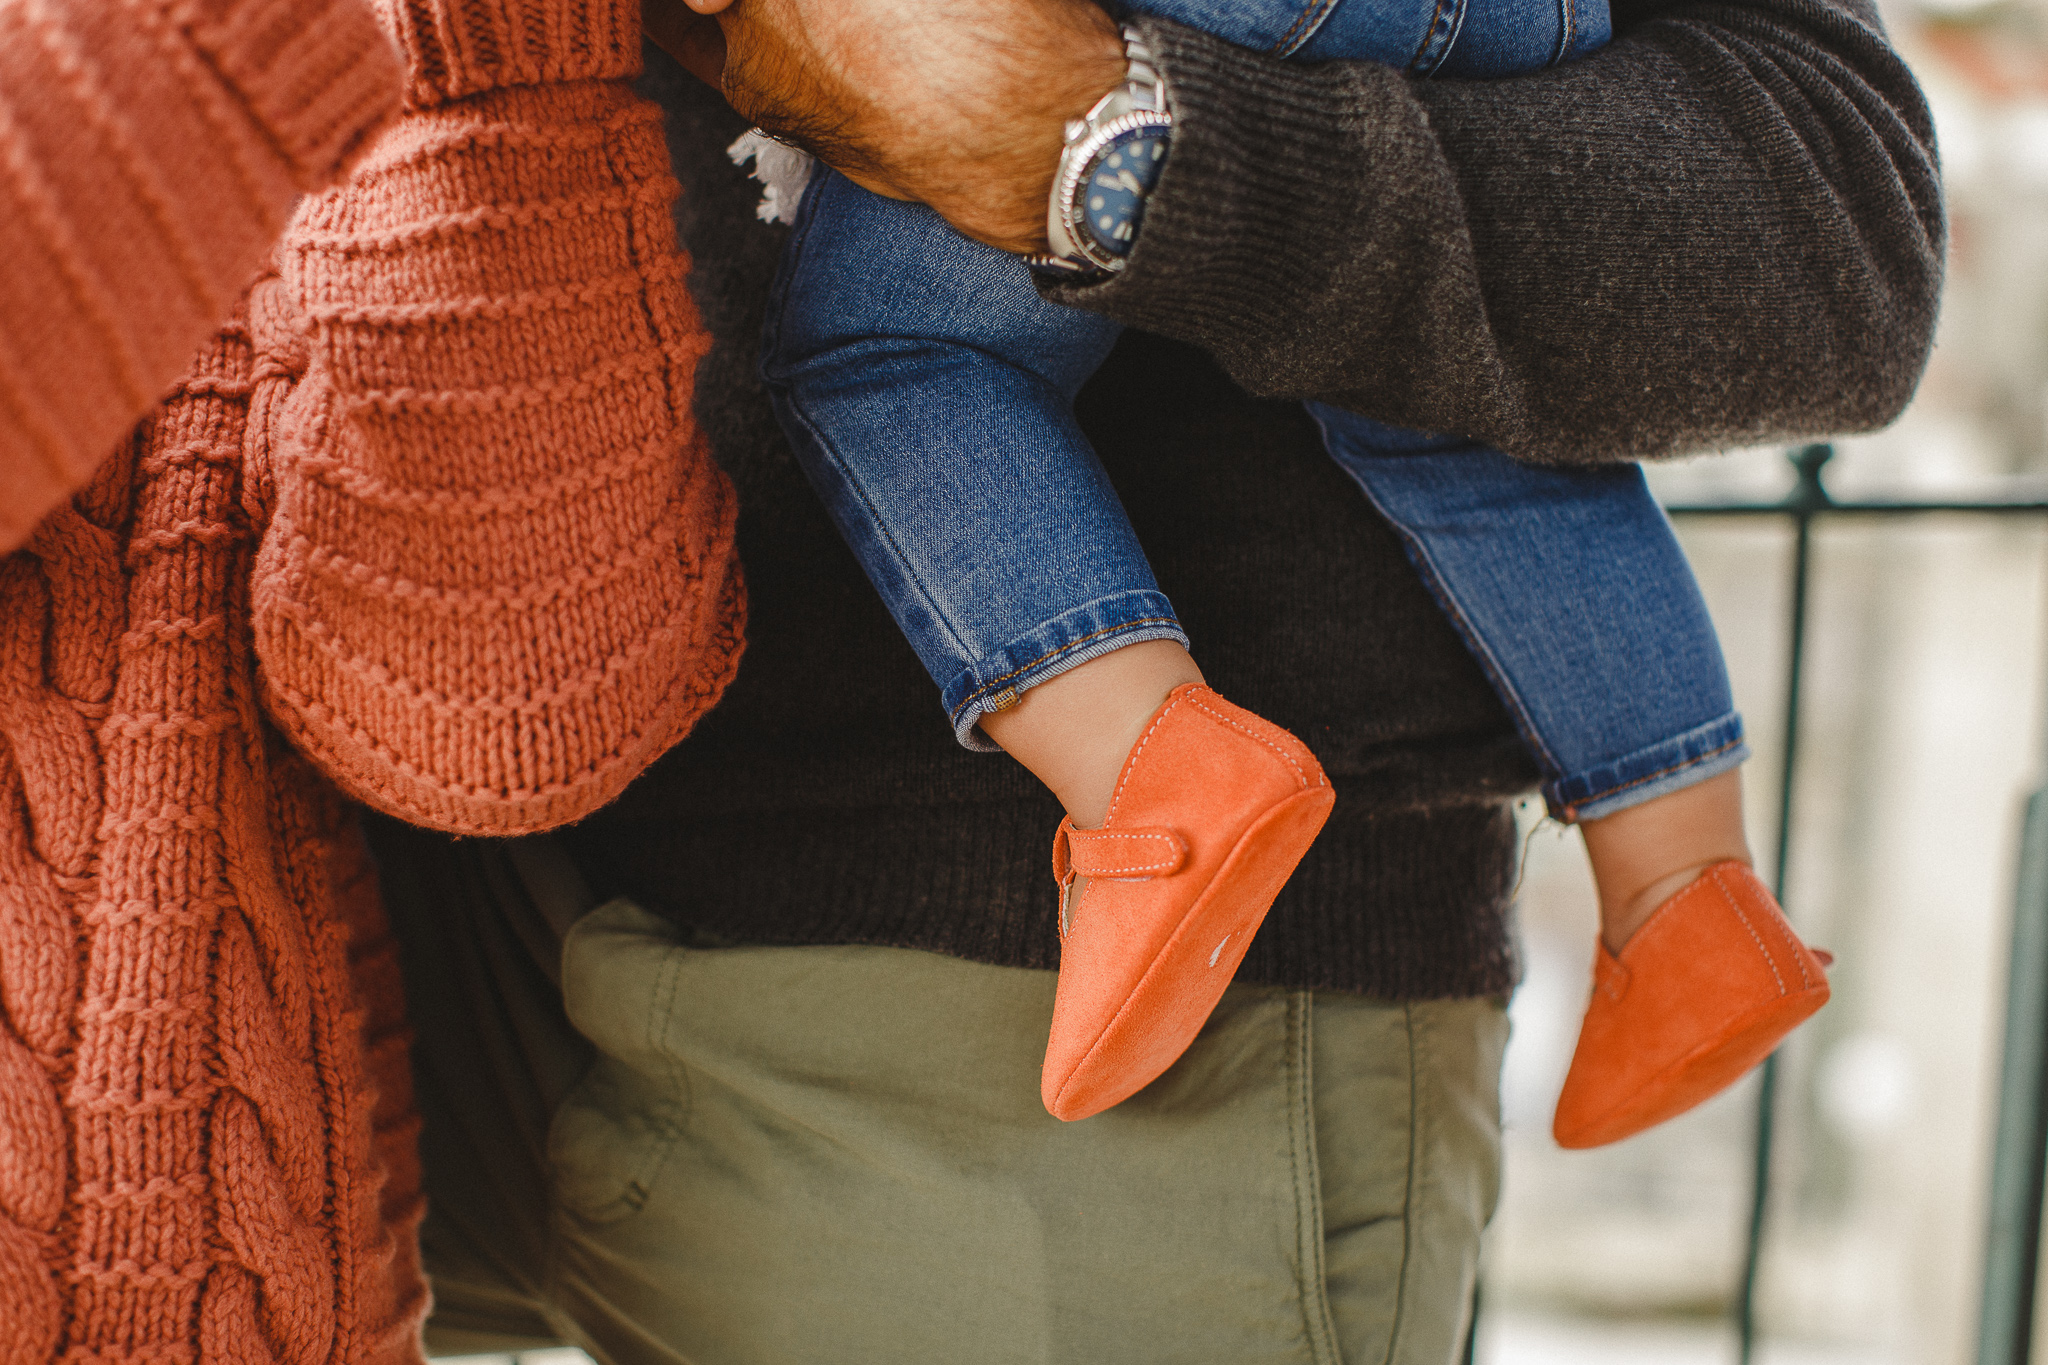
[1552,861,1830,1148]
[1041,684,1333,1121]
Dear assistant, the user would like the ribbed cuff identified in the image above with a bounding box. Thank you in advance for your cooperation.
[1038,19,1451,393]
[375,0,644,107]
[565,788,1523,1002]
[188,0,404,186]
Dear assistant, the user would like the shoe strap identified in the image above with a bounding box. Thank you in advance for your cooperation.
[1051,819,1187,885]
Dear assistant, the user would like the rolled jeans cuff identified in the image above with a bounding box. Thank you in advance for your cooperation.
[944,591,1190,751]
[1548,713,1749,823]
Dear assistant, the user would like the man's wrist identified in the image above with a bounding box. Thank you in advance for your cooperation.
[926,6,1123,253]
[1028,27,1172,276]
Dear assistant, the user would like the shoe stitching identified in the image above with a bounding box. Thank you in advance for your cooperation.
[1712,864,1813,989]
[1105,690,1191,824]
[1712,865,1786,998]
[1730,866,1818,990]
[1067,830,1183,876]
[1183,693,1324,791]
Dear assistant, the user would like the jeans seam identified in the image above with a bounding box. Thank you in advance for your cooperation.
[1552,0,1576,65]
[771,386,986,679]
[1406,0,1469,74]
[1336,467,1566,780]
[1554,731,1747,819]
[945,613,1183,723]
[1273,0,1343,57]
[762,172,987,687]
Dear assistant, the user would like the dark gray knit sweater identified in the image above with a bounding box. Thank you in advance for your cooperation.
[559,0,1941,1000]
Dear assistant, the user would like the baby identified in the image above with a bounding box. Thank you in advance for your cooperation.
[743,0,1831,1140]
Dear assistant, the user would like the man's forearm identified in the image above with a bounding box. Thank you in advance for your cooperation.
[1045,6,1943,462]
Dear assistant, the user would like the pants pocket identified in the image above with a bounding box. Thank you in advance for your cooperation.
[548,900,692,1226]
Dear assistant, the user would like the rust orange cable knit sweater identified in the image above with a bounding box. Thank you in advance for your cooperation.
[0,2,744,1361]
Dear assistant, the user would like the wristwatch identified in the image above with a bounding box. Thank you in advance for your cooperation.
[1026,27,1173,278]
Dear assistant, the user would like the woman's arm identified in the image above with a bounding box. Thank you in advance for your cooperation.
[0,0,399,552]
[247,0,746,838]
[1046,0,1944,461]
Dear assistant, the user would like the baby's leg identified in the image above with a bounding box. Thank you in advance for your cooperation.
[1313,404,1826,1148]
[765,168,1199,822]
[1579,769,1749,951]
[767,169,1331,1123]
[1310,407,1749,927]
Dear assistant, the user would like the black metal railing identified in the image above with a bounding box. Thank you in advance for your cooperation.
[1658,444,2048,1365]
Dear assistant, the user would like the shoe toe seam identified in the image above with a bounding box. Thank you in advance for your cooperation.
[1711,866,1788,998]
[1183,692,1323,793]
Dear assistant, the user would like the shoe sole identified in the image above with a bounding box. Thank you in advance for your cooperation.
[1047,784,1335,1121]
[1552,981,1830,1149]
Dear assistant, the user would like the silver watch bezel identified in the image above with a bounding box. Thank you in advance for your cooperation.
[1029,28,1172,277]
[1046,110,1175,274]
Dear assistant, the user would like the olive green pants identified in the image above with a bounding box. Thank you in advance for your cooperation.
[372,825,1506,1365]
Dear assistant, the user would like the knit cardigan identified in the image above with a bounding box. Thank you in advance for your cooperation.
[0,3,744,1361]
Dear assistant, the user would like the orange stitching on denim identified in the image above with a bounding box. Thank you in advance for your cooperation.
[1273,0,1343,56]
[948,615,1182,723]
[1560,733,1747,819]
[1406,0,1462,73]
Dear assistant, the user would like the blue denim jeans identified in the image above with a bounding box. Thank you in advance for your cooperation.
[761,0,1747,820]
[1120,0,1603,72]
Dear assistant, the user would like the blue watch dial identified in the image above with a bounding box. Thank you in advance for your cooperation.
[1079,128,1170,259]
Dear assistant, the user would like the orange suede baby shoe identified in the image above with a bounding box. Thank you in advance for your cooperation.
[1552,860,1830,1149]
[1042,683,1334,1121]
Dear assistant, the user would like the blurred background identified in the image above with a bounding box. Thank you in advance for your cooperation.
[1485,0,2048,1357]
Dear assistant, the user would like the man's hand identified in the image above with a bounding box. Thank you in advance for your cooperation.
[645,0,1123,253]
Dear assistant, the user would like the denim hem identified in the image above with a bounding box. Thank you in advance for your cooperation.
[944,592,1190,752]
[1546,713,1749,822]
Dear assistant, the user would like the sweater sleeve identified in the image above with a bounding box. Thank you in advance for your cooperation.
[247,0,745,838]
[1041,0,1944,463]
[0,0,400,552]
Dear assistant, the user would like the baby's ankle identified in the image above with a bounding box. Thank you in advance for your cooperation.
[1579,770,1752,953]
[1597,857,1746,953]
[976,641,1204,828]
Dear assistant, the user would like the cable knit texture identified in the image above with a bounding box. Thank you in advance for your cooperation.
[0,0,401,553]
[253,0,743,834]
[0,0,742,1359]
[0,317,428,1365]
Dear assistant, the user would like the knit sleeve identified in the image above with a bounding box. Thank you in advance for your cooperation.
[1043,2,1943,462]
[247,0,745,838]
[0,0,400,554]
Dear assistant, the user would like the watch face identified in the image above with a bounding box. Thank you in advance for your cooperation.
[1079,127,1170,260]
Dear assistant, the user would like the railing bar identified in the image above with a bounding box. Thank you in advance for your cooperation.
[1735,445,1824,1365]
[1972,539,2048,1365]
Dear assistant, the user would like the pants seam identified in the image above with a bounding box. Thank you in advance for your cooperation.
[1293,991,1346,1365]
[1380,1002,1421,1365]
